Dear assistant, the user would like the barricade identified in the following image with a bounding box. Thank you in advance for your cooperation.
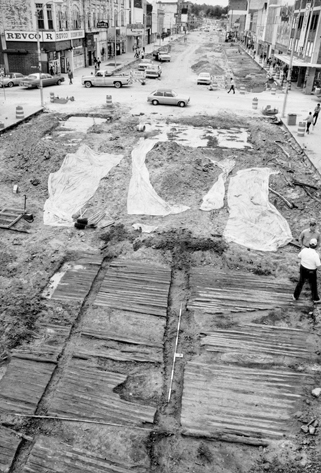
[252,97,258,110]
[240,86,246,95]
[209,81,218,91]
[297,122,305,137]
[271,87,276,95]
[0,121,4,129]
[16,106,24,120]
[50,92,55,103]
[106,95,113,108]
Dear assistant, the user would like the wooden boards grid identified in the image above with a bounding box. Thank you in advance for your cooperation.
[181,360,313,445]
[50,255,103,303]
[94,261,171,317]
[23,435,148,473]
[48,359,156,425]
[201,323,314,360]
[188,268,297,314]
[0,357,56,415]
[0,427,22,473]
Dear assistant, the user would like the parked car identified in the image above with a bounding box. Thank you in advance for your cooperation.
[20,73,64,88]
[197,72,212,85]
[0,72,25,87]
[138,59,153,71]
[147,89,190,107]
[81,70,132,88]
[145,66,162,79]
[158,53,171,62]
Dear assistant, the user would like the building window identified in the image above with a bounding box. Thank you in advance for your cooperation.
[298,14,303,29]
[311,14,319,30]
[36,4,45,29]
[47,4,53,29]
[58,10,63,30]
[93,12,96,27]
[73,7,81,29]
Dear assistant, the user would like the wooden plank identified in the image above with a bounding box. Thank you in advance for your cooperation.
[23,435,149,473]
[0,426,22,473]
[0,358,56,415]
[48,359,156,425]
[181,360,312,443]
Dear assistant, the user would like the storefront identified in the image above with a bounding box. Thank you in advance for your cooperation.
[4,29,85,74]
[274,53,321,93]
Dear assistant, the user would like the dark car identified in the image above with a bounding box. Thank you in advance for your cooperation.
[20,73,64,88]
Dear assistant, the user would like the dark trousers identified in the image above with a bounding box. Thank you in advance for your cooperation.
[313,112,319,125]
[294,265,319,301]
[228,85,235,94]
[306,121,312,133]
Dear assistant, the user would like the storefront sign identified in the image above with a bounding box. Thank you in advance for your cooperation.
[5,30,85,42]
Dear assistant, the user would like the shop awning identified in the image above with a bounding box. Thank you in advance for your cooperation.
[274,53,321,68]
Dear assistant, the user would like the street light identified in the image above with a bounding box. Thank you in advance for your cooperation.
[35,0,62,107]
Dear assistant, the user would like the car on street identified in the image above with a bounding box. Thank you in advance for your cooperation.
[158,53,171,62]
[20,73,64,88]
[147,89,190,107]
[81,70,132,88]
[138,59,153,71]
[197,72,212,85]
[0,72,25,87]
[145,65,162,79]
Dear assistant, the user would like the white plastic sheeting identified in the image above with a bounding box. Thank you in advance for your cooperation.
[127,139,190,216]
[132,223,158,233]
[200,159,235,211]
[224,168,292,251]
[44,145,124,226]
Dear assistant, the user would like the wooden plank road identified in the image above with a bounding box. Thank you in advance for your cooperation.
[48,359,156,425]
[0,357,56,415]
[0,427,22,473]
[50,254,103,303]
[188,268,300,314]
[94,261,171,317]
[181,360,313,445]
[23,435,149,473]
[201,323,315,360]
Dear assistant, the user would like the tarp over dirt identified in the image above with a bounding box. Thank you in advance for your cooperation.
[44,145,124,226]
[224,168,292,251]
[127,139,190,216]
[201,159,235,211]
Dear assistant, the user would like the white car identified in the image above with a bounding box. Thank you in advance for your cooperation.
[197,72,212,85]
[158,53,171,62]
[147,89,190,107]
[145,66,162,79]
[138,59,153,71]
[81,70,132,88]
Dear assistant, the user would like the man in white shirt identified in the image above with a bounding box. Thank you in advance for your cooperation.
[293,238,321,303]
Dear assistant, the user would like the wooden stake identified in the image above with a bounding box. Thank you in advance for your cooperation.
[269,187,293,208]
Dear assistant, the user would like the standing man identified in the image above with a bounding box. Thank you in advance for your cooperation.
[313,103,320,126]
[67,69,73,85]
[97,58,101,70]
[305,112,314,134]
[227,77,235,94]
[299,219,320,248]
[293,238,321,303]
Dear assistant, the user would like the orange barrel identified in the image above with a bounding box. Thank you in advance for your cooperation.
[271,87,276,95]
[50,92,55,103]
[297,122,305,137]
[252,97,258,109]
[106,95,113,107]
[209,81,218,91]
[0,121,4,129]
[16,106,24,120]
[240,86,246,95]
[137,124,146,132]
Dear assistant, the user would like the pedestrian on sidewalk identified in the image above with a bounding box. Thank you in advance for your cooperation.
[293,238,321,303]
[299,219,320,248]
[305,112,313,134]
[97,58,101,70]
[67,69,73,85]
[227,77,235,94]
[141,50,145,59]
[313,103,320,125]
[50,66,54,76]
